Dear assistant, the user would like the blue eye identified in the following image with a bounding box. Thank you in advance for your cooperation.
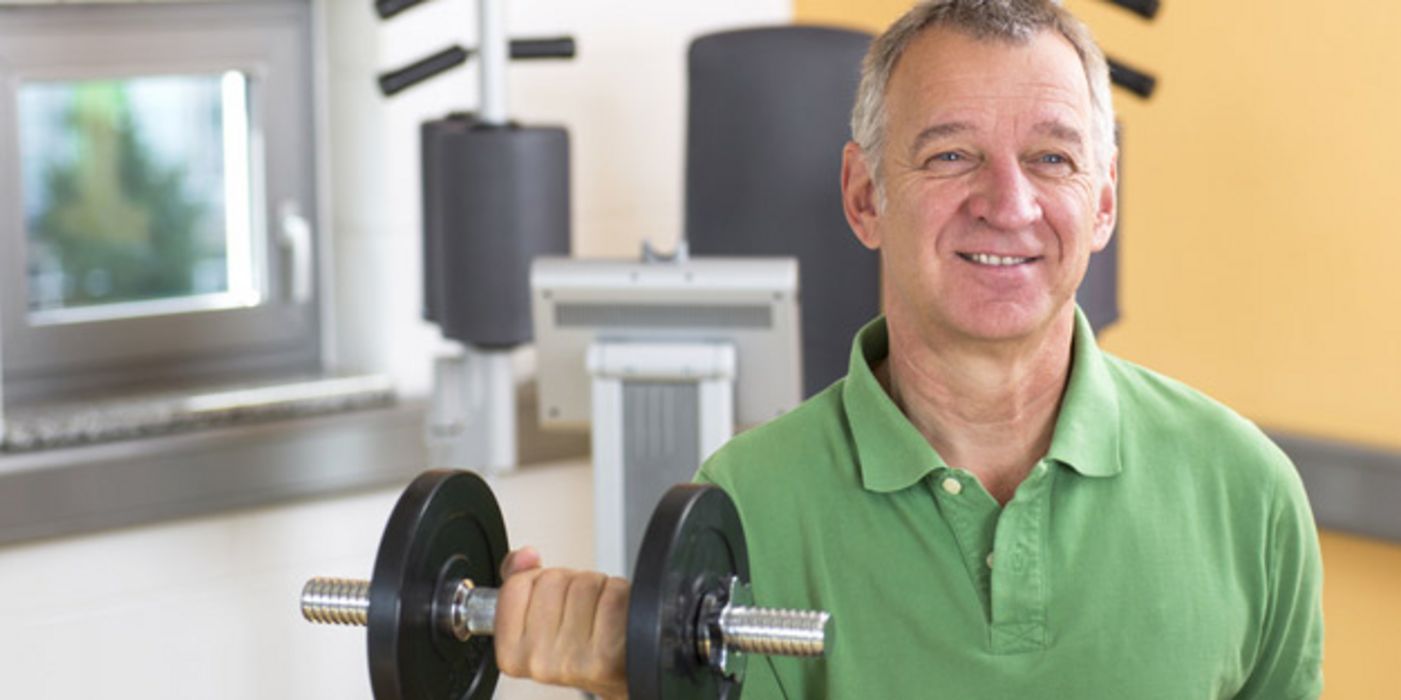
[920,150,979,177]
[1041,153,1066,164]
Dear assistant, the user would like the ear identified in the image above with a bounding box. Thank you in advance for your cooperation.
[841,141,882,251]
[1091,150,1118,252]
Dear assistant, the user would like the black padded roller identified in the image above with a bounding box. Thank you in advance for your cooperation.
[421,121,570,346]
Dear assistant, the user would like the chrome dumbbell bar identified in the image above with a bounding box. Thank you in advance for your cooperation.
[301,575,829,661]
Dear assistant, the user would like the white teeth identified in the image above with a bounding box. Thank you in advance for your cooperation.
[964,253,1033,266]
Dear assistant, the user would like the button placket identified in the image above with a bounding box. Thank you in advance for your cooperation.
[930,470,999,621]
[987,462,1054,654]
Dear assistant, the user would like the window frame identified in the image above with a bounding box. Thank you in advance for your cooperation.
[0,1,322,403]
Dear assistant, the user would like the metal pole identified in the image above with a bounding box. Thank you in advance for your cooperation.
[477,0,509,125]
[0,312,7,447]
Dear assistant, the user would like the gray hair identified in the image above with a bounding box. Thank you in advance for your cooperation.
[851,0,1115,189]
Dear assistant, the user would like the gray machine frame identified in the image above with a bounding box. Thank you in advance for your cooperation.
[531,256,802,575]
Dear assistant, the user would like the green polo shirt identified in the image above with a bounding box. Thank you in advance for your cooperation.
[696,309,1323,699]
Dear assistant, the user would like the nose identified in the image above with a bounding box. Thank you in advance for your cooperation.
[965,156,1041,230]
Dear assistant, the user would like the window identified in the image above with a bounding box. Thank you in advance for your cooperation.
[20,71,257,322]
[0,1,321,404]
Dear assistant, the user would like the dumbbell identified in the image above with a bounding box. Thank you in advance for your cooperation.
[300,469,830,699]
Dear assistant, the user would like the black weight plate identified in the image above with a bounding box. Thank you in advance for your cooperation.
[367,470,509,700]
[628,484,750,700]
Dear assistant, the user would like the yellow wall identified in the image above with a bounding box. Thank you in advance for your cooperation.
[1318,530,1401,698]
[794,1,1401,696]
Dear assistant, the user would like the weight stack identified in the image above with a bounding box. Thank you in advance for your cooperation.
[422,116,570,347]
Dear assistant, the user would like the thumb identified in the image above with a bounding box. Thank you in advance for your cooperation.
[500,546,542,579]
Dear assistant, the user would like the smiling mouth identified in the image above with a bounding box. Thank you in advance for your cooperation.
[957,252,1041,267]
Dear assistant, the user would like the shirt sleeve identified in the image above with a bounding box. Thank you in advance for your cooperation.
[692,459,799,699]
[1235,467,1325,699]
[693,466,717,485]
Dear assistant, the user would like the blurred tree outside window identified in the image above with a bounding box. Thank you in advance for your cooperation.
[18,72,255,320]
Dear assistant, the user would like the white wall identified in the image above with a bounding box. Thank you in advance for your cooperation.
[0,0,791,697]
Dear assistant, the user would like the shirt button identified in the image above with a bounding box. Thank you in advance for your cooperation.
[986,552,996,569]
[941,477,963,495]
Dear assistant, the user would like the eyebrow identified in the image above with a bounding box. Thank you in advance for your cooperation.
[1033,120,1084,147]
[906,119,1087,159]
[907,121,975,160]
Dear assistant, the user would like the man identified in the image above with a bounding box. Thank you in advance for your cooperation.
[495,1,1324,697]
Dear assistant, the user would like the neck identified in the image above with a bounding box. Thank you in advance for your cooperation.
[878,307,1076,504]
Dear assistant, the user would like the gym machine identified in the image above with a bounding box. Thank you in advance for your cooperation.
[374,0,575,475]
[530,258,803,579]
[1101,0,1162,99]
[301,470,831,699]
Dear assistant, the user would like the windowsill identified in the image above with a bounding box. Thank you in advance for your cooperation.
[0,378,591,546]
[2,373,396,453]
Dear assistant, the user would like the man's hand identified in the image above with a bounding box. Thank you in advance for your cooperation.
[494,547,631,700]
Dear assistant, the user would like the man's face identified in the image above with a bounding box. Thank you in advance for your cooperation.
[843,26,1116,345]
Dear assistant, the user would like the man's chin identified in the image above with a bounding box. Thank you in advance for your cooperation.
[936,302,1068,345]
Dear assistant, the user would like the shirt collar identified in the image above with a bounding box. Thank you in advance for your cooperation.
[1045,308,1122,478]
[843,306,1122,493]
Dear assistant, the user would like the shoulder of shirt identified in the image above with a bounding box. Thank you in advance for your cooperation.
[1100,350,1300,488]
[697,378,851,490]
